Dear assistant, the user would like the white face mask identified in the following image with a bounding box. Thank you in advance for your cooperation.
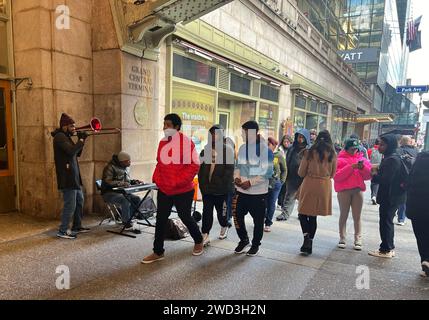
[164,128,177,138]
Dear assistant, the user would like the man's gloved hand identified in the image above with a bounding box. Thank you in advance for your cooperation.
[77,131,89,140]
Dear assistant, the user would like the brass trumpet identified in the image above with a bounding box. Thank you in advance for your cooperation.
[76,117,121,135]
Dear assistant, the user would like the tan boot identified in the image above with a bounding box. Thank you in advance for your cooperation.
[141,252,165,264]
[192,242,204,256]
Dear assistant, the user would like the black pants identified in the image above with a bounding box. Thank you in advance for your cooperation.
[153,190,203,255]
[370,182,379,198]
[234,192,267,247]
[201,194,229,234]
[379,202,399,252]
[298,214,317,239]
[411,217,429,263]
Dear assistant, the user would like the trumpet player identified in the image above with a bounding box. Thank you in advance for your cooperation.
[51,113,91,239]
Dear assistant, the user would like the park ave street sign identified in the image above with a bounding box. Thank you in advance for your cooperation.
[396,85,429,94]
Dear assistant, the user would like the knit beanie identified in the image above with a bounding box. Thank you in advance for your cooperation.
[344,138,359,150]
[117,151,131,162]
[60,113,75,128]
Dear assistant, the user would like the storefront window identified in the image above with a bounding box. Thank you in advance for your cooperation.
[172,82,216,153]
[259,103,278,139]
[230,74,251,95]
[294,110,305,133]
[295,96,306,109]
[260,84,279,102]
[305,114,318,131]
[318,116,327,131]
[173,53,216,86]
[309,100,318,112]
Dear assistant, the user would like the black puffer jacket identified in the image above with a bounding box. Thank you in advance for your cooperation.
[406,151,429,220]
[198,142,235,195]
[286,129,310,187]
[101,155,131,194]
[372,134,406,206]
[51,129,84,190]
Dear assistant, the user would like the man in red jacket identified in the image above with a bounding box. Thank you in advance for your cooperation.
[142,113,203,264]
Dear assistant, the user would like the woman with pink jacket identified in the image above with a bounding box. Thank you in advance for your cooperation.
[334,138,372,251]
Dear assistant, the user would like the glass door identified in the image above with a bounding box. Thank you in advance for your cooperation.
[0,80,16,212]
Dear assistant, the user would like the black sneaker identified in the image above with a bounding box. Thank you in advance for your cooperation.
[234,240,250,254]
[72,227,91,234]
[276,213,288,221]
[57,231,77,239]
[246,246,259,257]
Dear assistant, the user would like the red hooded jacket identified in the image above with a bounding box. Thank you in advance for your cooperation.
[152,132,200,196]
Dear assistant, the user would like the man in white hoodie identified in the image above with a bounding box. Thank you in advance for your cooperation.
[233,121,274,257]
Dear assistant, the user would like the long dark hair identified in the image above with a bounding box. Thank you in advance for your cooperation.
[306,130,336,163]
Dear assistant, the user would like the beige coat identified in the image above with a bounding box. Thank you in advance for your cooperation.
[297,150,337,216]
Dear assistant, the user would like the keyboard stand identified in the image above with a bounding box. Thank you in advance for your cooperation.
[107,185,156,238]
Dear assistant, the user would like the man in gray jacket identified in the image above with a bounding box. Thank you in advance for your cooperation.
[101,151,142,229]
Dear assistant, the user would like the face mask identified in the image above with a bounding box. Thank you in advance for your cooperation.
[164,128,177,138]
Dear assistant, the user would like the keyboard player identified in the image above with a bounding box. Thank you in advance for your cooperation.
[101,151,144,229]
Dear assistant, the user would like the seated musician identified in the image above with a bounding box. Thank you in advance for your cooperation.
[101,151,144,229]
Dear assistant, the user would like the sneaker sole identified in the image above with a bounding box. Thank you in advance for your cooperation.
[234,245,250,254]
[337,245,346,249]
[354,247,362,251]
[246,252,258,257]
[57,235,76,239]
[141,257,165,264]
[192,250,204,256]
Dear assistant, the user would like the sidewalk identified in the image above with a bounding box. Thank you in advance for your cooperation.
[0,186,428,300]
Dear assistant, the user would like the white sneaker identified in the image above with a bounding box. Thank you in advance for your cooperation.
[368,250,395,258]
[218,227,229,240]
[354,241,363,251]
[202,233,210,246]
[396,222,405,226]
[337,241,346,249]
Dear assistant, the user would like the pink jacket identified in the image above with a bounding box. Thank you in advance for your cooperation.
[334,150,372,193]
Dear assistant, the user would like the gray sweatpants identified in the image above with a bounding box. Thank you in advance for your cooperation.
[337,188,363,242]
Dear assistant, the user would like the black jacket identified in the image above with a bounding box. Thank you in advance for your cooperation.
[286,129,310,187]
[51,129,84,190]
[198,142,234,195]
[399,145,419,159]
[406,151,429,220]
[101,155,131,194]
[372,134,406,206]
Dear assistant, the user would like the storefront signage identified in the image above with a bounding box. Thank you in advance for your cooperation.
[338,48,379,63]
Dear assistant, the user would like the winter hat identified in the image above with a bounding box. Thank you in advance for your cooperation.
[344,138,359,151]
[117,151,131,162]
[268,137,278,146]
[59,113,75,128]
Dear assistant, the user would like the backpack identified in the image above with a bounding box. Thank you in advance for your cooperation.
[164,218,190,240]
[397,154,415,191]
[135,196,157,220]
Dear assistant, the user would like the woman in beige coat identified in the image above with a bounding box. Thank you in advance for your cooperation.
[297,130,337,255]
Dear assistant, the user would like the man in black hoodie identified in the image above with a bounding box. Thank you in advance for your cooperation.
[406,151,429,277]
[52,113,90,239]
[276,129,310,221]
[369,134,406,258]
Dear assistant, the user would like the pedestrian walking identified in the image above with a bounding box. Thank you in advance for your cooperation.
[297,130,337,255]
[369,139,383,205]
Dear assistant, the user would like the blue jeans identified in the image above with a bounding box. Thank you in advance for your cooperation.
[59,188,84,233]
[397,203,406,223]
[265,181,283,226]
[102,192,140,224]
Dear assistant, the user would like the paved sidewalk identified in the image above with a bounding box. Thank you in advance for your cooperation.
[0,186,428,300]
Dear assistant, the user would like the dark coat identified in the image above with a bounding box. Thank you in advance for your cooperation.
[372,134,406,207]
[406,151,429,220]
[399,145,419,159]
[286,129,310,187]
[51,129,84,190]
[101,155,131,194]
[198,142,235,195]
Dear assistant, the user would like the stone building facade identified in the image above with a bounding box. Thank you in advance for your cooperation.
[1,0,372,218]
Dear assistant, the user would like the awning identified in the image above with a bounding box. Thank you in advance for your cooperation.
[333,113,395,125]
